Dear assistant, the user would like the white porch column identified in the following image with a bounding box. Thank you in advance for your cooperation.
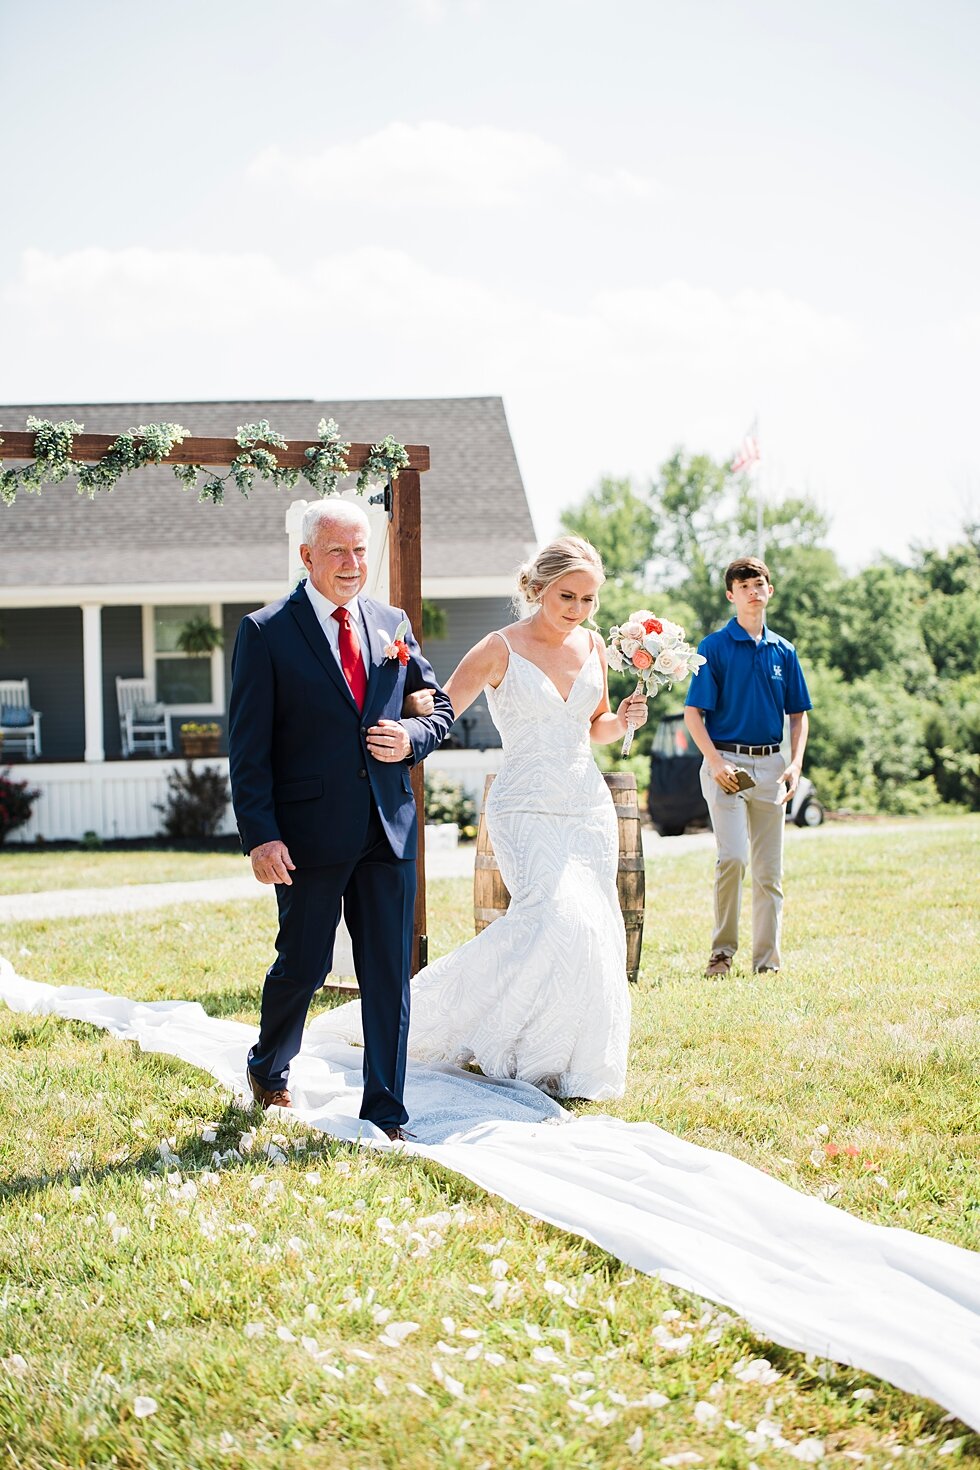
[81,602,105,763]
[285,499,308,589]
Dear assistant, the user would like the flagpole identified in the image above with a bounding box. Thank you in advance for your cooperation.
[753,414,764,557]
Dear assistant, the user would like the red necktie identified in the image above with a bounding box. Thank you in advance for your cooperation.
[332,606,367,710]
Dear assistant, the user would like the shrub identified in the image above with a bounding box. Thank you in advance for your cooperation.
[424,773,476,832]
[155,761,231,839]
[0,767,41,842]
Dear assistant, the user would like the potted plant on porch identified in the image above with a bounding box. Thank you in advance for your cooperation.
[179,721,222,758]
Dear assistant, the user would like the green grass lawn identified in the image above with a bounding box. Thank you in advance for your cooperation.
[0,845,246,895]
[0,819,977,1467]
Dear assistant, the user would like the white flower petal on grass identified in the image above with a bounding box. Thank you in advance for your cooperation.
[133,1396,158,1419]
[276,1326,296,1343]
[467,1284,487,1296]
[483,1352,507,1366]
[572,1371,595,1385]
[436,1341,460,1355]
[286,1237,305,1256]
[627,1426,644,1453]
[406,1382,430,1399]
[441,1316,456,1335]
[694,1401,720,1425]
[652,1326,692,1355]
[524,1323,544,1340]
[815,1123,830,1137]
[532,1345,563,1365]
[373,1375,389,1396]
[938,1442,967,1458]
[660,1455,702,1467]
[379,1320,419,1348]
[808,1149,825,1167]
[431,1360,465,1398]
[464,1345,483,1361]
[791,1440,826,1463]
[490,1259,509,1279]
[201,1127,217,1143]
[458,1327,481,1340]
[637,1390,670,1409]
[852,1388,875,1403]
[3,1354,28,1377]
[732,1357,781,1385]
[543,1279,565,1296]
[243,1323,265,1339]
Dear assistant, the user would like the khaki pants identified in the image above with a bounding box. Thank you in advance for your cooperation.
[700,751,785,970]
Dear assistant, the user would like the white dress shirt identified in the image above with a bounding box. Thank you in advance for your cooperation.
[304,579,368,677]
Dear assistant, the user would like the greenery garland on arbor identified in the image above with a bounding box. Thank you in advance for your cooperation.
[0,416,410,507]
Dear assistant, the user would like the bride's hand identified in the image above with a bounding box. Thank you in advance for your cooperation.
[619,691,649,731]
[402,688,435,717]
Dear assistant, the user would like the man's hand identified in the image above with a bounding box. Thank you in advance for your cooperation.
[708,758,742,794]
[779,763,801,805]
[250,840,295,885]
[367,718,412,763]
[402,688,435,718]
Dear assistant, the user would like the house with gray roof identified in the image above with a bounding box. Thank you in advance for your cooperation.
[0,396,535,839]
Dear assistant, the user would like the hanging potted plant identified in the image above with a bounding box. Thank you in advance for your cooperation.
[175,615,223,655]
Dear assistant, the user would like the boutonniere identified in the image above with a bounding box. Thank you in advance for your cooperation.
[379,618,411,665]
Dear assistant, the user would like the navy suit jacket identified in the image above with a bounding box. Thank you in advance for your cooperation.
[228,583,455,866]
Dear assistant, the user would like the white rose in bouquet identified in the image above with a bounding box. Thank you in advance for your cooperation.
[621,636,641,656]
[654,649,675,674]
[606,644,626,671]
[622,620,646,639]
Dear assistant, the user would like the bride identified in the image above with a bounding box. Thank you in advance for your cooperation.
[320,536,647,1101]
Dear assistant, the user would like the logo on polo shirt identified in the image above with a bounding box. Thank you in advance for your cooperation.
[772,664,783,679]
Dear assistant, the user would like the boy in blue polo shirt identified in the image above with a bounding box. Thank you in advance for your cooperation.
[684,556,812,978]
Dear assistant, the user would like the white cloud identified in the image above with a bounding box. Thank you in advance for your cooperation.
[247,121,654,210]
[3,241,970,564]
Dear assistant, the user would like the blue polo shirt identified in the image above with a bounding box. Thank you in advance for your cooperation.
[684,619,812,746]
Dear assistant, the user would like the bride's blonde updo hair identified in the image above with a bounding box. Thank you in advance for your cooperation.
[513,535,605,621]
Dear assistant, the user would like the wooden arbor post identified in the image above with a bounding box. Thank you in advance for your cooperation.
[0,431,433,973]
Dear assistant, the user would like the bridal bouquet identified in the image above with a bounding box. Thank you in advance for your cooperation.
[606,610,706,754]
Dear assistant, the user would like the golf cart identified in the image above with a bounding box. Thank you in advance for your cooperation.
[648,712,824,836]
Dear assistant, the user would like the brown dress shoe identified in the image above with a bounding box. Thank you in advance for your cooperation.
[704,951,732,978]
[248,1071,293,1109]
[382,1125,415,1142]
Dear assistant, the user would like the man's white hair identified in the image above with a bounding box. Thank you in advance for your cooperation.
[301,497,371,547]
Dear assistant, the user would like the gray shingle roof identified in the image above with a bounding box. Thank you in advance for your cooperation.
[0,397,535,587]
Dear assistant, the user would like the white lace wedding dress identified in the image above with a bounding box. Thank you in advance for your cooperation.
[318,631,631,1100]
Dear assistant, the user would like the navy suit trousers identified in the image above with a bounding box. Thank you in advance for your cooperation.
[247,804,416,1130]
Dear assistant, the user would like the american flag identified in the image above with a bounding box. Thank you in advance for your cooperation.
[731,432,761,474]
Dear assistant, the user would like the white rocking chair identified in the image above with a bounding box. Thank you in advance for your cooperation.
[0,679,42,760]
[116,677,173,757]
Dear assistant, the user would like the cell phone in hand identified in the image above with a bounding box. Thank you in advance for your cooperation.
[732,767,756,792]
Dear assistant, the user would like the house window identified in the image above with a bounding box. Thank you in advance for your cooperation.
[144,604,224,713]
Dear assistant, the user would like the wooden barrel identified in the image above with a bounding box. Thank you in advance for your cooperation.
[473,771,646,984]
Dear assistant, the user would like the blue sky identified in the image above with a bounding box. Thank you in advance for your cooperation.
[2,0,978,566]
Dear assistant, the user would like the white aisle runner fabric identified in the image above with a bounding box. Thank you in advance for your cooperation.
[1,958,978,1432]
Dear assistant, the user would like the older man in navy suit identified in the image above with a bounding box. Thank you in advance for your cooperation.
[229,498,454,1138]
